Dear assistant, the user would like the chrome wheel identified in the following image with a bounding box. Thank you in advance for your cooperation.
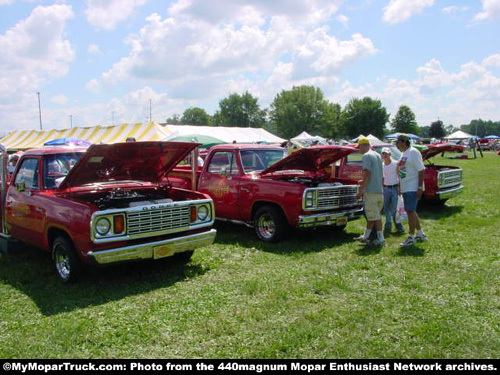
[256,212,276,240]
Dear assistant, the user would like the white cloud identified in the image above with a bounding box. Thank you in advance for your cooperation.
[85,0,147,30]
[292,31,376,79]
[442,6,468,14]
[483,53,500,66]
[98,2,375,101]
[0,4,74,115]
[474,0,500,21]
[382,0,434,24]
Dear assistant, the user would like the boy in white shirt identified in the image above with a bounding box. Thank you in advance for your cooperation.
[381,147,404,233]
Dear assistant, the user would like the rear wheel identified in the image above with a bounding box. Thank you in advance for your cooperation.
[52,236,81,283]
[254,205,290,242]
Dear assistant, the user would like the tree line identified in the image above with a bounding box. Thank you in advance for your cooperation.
[166,85,500,140]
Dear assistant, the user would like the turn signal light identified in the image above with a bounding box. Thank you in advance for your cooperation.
[114,215,125,233]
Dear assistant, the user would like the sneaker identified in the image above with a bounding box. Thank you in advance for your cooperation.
[354,235,371,244]
[371,239,386,246]
[416,233,428,242]
[396,225,405,234]
[400,236,416,247]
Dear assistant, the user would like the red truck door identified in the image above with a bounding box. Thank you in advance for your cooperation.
[337,151,363,181]
[5,156,46,247]
[198,150,241,220]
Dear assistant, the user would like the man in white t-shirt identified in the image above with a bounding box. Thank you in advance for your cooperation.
[396,134,427,247]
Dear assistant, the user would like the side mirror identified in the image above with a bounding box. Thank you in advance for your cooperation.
[16,181,26,192]
[220,167,227,178]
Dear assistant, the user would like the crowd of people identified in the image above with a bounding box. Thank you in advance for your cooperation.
[354,134,427,248]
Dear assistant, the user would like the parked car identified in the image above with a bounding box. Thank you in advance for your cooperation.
[168,144,364,242]
[0,142,216,282]
[336,142,464,205]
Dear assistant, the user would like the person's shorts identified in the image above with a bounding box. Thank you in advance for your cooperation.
[402,191,419,211]
[363,193,383,221]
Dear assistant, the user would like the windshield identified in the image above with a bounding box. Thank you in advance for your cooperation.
[44,152,83,189]
[240,149,287,173]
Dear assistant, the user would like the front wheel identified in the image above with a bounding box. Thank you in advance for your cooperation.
[52,236,82,283]
[254,206,290,242]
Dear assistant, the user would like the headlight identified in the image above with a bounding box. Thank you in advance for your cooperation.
[197,205,210,221]
[95,217,111,235]
[304,190,316,209]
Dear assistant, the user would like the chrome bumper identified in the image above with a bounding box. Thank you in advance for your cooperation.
[87,229,216,265]
[298,208,363,228]
[436,185,463,200]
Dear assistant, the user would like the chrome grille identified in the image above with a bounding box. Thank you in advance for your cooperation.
[438,169,462,188]
[127,205,191,235]
[317,186,359,209]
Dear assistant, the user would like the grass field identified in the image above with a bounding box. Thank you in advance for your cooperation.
[0,152,498,359]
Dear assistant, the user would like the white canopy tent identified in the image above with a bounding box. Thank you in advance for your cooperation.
[163,124,285,144]
[291,131,327,143]
[351,134,382,143]
[444,130,474,140]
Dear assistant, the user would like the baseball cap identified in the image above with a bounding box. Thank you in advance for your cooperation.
[356,137,370,147]
[381,147,391,154]
[397,134,410,142]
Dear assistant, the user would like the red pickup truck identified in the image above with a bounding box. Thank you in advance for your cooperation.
[337,142,464,204]
[0,142,216,283]
[168,144,363,242]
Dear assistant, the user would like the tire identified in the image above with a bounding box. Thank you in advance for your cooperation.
[52,236,82,283]
[254,205,290,242]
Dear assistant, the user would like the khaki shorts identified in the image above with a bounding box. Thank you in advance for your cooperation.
[364,193,383,221]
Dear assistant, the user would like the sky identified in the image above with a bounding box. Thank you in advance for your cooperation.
[1,0,499,135]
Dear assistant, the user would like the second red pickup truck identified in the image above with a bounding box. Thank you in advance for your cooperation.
[169,144,363,242]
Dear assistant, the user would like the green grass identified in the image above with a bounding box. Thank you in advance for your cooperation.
[1,152,499,359]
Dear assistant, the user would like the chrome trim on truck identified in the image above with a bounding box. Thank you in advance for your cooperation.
[87,229,216,264]
[298,207,363,228]
[436,185,463,200]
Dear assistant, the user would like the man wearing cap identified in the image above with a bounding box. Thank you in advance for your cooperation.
[396,134,427,247]
[354,137,385,246]
[381,147,404,233]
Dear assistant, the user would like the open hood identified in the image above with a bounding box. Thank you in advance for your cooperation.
[261,145,358,175]
[421,143,461,161]
[58,141,199,189]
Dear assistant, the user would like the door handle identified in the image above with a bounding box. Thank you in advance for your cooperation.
[241,187,250,192]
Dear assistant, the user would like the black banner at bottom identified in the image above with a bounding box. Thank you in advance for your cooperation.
[1,359,498,374]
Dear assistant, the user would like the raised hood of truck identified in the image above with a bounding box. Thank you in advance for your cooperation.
[261,146,358,175]
[421,143,461,161]
[58,141,199,189]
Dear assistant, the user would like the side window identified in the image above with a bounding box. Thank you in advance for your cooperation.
[346,151,363,166]
[207,152,238,175]
[14,158,39,190]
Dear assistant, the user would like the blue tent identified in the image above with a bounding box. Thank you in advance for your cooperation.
[44,137,92,147]
[484,135,500,139]
[385,132,420,140]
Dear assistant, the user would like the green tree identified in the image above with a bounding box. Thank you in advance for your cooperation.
[181,107,211,125]
[340,97,389,139]
[212,91,266,128]
[391,105,419,135]
[269,85,338,139]
[166,114,181,124]
[429,120,445,139]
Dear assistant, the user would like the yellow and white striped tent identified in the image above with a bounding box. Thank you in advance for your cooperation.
[0,122,172,151]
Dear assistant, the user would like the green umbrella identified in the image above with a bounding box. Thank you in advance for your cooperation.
[167,134,226,149]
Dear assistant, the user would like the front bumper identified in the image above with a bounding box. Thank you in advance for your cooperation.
[87,229,216,265]
[436,185,463,200]
[298,207,363,228]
